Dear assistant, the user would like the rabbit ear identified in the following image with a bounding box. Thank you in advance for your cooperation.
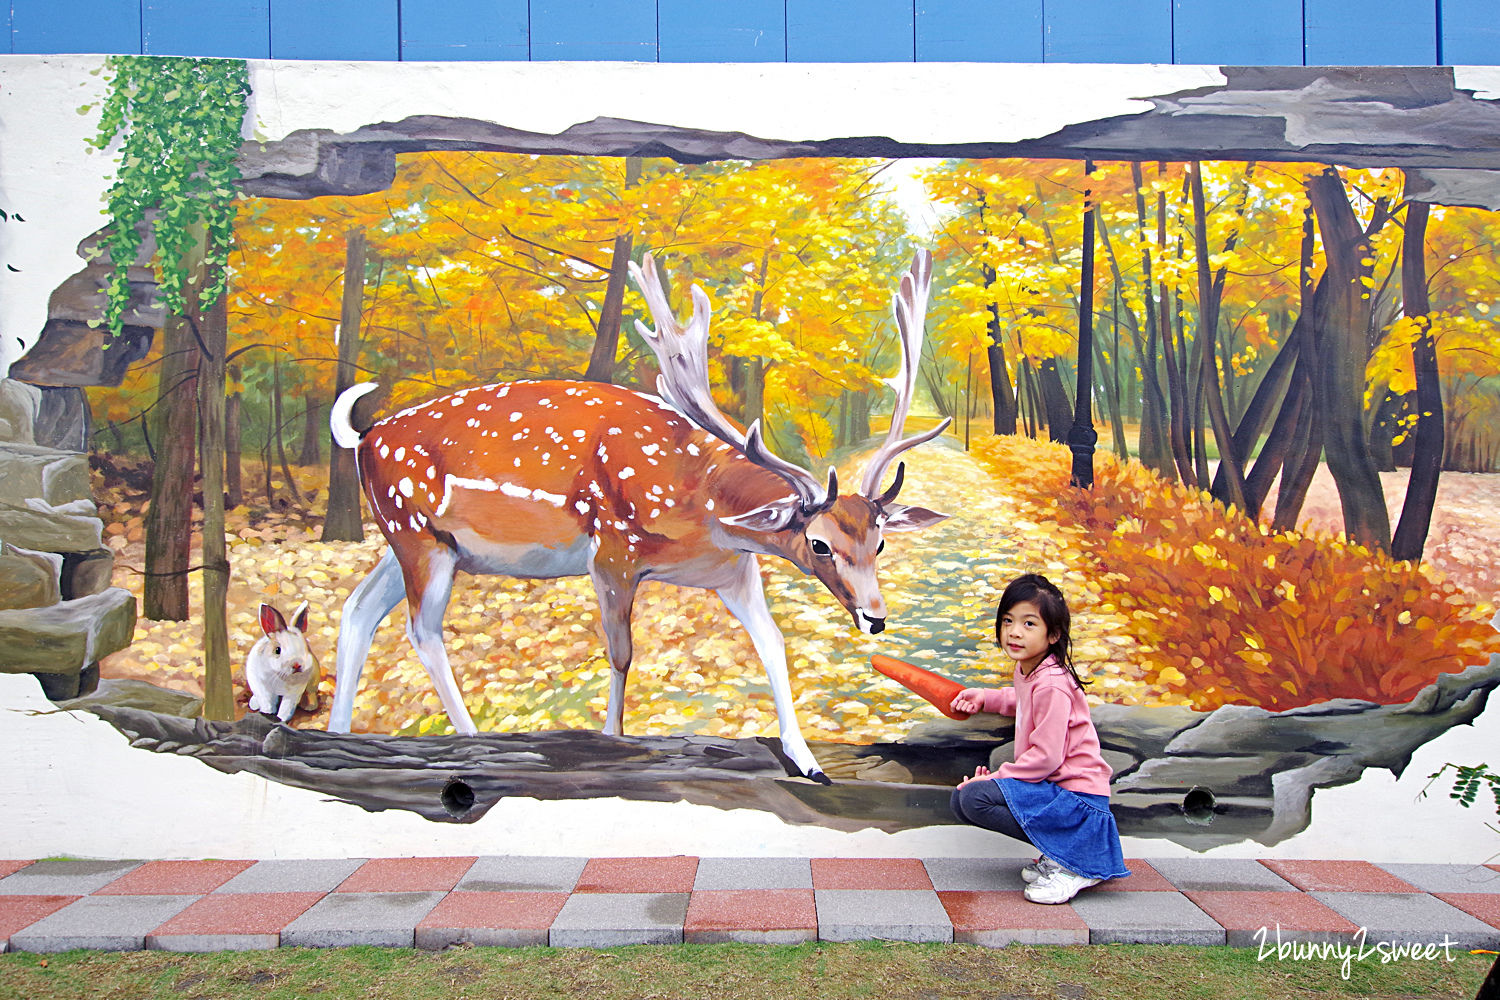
[259,603,287,636]
[291,600,310,633]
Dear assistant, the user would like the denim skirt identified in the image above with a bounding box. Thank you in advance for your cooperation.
[998,777,1131,881]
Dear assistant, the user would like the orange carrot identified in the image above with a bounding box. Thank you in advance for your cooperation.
[870,654,971,720]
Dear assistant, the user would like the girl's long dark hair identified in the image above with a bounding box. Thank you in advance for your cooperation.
[995,573,1090,690]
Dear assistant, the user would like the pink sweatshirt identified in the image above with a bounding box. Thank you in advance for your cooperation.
[973,655,1113,797]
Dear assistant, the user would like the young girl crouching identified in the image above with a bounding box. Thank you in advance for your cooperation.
[950,573,1130,904]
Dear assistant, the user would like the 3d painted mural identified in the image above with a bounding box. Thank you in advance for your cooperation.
[2,56,1498,853]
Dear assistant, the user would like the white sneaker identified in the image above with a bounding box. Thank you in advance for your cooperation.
[1024,867,1101,904]
[1020,856,1063,884]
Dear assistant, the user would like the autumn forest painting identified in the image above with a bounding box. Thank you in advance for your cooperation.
[5,57,1491,839]
[84,149,1500,735]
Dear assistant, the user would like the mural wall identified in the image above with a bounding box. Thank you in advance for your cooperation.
[1,56,1498,859]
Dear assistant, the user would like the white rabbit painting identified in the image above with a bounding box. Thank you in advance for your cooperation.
[245,601,322,723]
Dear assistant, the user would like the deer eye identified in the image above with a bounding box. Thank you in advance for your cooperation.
[810,538,832,557]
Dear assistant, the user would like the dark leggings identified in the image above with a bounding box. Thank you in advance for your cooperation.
[951,779,1034,846]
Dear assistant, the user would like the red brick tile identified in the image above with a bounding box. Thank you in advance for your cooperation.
[1435,893,1500,930]
[419,891,568,931]
[810,858,932,890]
[685,889,817,941]
[938,890,1088,945]
[335,857,477,893]
[1260,860,1418,893]
[94,860,255,895]
[1090,860,1175,892]
[149,892,324,936]
[0,861,34,880]
[1186,890,1361,946]
[0,895,78,938]
[575,857,698,893]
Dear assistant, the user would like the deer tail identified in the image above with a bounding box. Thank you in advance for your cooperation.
[330,383,380,450]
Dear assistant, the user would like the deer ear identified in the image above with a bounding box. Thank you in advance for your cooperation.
[259,603,287,636]
[720,495,802,533]
[880,503,951,532]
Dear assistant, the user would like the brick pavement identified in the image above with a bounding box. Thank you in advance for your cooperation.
[0,857,1496,952]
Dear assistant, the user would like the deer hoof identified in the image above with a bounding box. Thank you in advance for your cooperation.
[806,768,832,785]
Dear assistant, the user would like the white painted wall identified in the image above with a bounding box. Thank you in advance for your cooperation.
[3,673,1496,863]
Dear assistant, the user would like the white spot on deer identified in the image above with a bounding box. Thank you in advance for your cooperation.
[434,475,501,516]
[386,519,399,533]
[379,443,390,459]
[477,403,491,412]
[510,412,522,422]
[386,485,397,499]
[575,500,589,514]
[399,478,414,498]
[619,466,636,479]
[394,447,405,462]
[513,457,521,468]
[513,433,526,442]
[467,418,481,428]
[613,520,627,530]
[538,397,551,407]
[718,443,731,452]
[494,481,566,507]
[664,498,675,507]
[650,509,660,519]
[409,515,422,531]
[607,427,621,435]
[589,482,603,498]
[393,495,404,510]
[596,445,609,461]
[705,499,715,511]
[642,443,660,456]
[573,429,587,440]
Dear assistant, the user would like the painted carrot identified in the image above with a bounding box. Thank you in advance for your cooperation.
[870,654,972,720]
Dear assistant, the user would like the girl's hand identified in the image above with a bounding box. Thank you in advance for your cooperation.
[956,764,993,789]
[951,688,986,714]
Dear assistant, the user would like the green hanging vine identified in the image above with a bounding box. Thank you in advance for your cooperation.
[89,55,250,342]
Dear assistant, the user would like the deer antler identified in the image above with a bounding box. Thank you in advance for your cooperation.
[860,250,953,501]
[629,253,832,511]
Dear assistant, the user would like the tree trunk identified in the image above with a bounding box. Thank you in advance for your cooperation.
[1391,198,1443,562]
[142,312,200,622]
[584,157,642,383]
[1039,359,1073,444]
[1190,163,1248,511]
[1367,389,1400,472]
[323,226,368,542]
[1127,163,1173,476]
[271,356,305,507]
[225,386,243,509]
[1242,208,1317,517]
[197,286,233,721]
[984,291,1018,435]
[1068,160,1098,489]
[1305,168,1392,551]
[742,246,772,427]
[298,397,321,466]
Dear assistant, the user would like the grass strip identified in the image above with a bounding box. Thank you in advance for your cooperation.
[0,941,1491,1000]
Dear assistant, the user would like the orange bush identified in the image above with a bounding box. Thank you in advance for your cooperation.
[972,436,1500,711]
